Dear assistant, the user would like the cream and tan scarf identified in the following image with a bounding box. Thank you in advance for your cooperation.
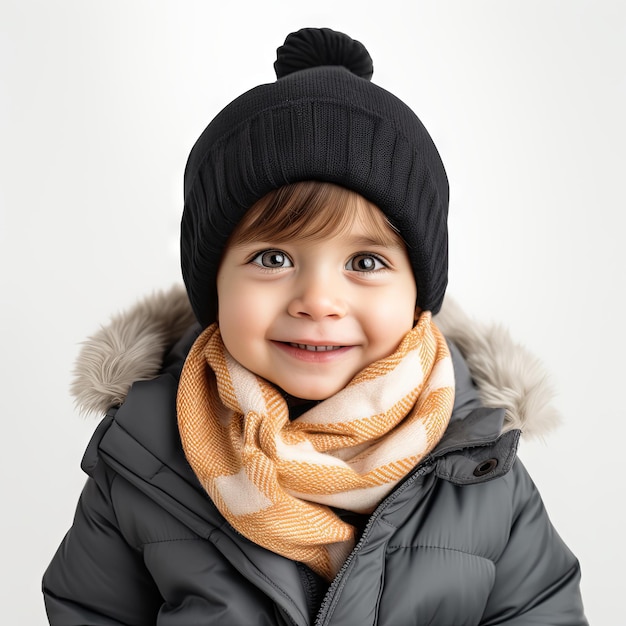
[177,312,455,580]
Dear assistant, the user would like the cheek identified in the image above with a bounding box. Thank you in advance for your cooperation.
[218,291,247,338]
[385,303,415,337]
[217,306,255,368]
[216,271,245,347]
[388,277,418,325]
[216,278,272,352]
[364,287,417,350]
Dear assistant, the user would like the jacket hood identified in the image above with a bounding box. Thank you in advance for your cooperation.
[71,285,560,439]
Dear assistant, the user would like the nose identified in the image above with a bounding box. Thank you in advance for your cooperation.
[287,271,347,320]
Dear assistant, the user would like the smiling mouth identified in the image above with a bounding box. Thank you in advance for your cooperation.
[288,343,344,352]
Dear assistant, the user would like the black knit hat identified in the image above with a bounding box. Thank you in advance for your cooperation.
[181,27,449,327]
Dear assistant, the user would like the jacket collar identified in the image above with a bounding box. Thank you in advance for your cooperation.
[71,285,561,440]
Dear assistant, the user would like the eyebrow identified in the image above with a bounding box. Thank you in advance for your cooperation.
[230,231,406,251]
[346,235,405,249]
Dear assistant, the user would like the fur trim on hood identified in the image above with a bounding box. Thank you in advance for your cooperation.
[71,285,560,439]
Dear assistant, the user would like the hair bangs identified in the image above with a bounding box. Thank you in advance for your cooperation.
[228,181,404,248]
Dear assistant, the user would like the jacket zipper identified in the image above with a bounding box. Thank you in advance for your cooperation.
[313,462,434,626]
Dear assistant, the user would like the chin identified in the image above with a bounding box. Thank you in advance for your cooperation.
[281,384,339,402]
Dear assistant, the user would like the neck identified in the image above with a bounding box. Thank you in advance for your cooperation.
[281,391,322,420]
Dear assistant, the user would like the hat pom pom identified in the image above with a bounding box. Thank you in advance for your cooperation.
[274,28,373,81]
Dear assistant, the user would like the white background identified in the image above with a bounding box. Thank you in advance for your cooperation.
[1,1,624,623]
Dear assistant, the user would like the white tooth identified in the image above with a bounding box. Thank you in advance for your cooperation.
[288,343,342,352]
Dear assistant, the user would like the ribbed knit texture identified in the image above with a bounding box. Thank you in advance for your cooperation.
[176,312,455,580]
[181,28,449,327]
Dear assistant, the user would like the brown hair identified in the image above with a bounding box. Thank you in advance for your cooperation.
[227,181,406,248]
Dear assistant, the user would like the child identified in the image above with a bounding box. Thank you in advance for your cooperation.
[43,28,588,625]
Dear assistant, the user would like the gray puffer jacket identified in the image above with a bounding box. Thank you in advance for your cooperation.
[43,287,587,625]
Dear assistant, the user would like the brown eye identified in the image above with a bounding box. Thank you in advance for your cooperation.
[251,250,293,268]
[347,254,385,272]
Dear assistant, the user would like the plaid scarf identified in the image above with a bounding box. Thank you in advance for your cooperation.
[177,312,455,580]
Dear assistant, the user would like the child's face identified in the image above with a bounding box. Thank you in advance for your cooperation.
[216,205,417,401]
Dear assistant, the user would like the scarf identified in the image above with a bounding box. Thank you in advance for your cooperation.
[177,312,455,580]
